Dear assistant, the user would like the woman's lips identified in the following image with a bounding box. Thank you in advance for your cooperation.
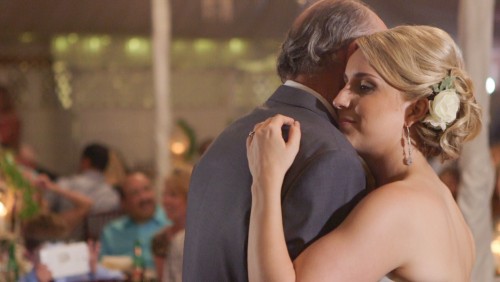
[338,116,355,125]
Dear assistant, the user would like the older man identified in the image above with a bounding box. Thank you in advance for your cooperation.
[99,171,170,270]
[183,0,386,281]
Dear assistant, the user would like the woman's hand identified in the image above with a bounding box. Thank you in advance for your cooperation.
[246,114,300,282]
[33,174,56,192]
[35,262,53,282]
[246,114,301,192]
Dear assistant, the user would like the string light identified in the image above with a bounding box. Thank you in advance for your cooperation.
[486,77,496,95]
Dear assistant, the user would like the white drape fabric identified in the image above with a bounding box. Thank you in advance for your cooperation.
[152,0,172,197]
[457,0,496,281]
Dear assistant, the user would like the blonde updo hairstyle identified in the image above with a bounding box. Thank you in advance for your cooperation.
[356,25,482,161]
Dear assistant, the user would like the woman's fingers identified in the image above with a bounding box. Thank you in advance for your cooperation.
[253,115,295,139]
[246,115,301,186]
[247,121,265,149]
[286,121,301,151]
[248,115,298,144]
[267,114,296,130]
[246,114,300,161]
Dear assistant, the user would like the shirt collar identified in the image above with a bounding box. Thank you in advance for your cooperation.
[82,169,104,179]
[284,80,337,120]
[124,206,165,227]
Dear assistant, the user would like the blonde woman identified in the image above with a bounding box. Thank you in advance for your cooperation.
[247,25,481,281]
[152,170,191,282]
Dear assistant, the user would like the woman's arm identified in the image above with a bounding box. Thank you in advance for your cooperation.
[35,174,92,230]
[249,180,295,282]
[246,115,301,282]
[291,184,413,281]
[246,115,413,281]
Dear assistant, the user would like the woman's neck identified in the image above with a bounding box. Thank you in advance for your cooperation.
[362,148,427,187]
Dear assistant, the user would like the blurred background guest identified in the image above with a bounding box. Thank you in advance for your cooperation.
[19,173,124,281]
[152,169,191,282]
[438,161,460,199]
[46,143,120,240]
[21,236,123,281]
[0,86,57,180]
[99,171,170,273]
[104,148,128,189]
[0,85,21,152]
[491,142,500,198]
[27,173,92,238]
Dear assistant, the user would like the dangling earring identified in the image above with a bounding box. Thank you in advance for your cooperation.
[404,125,413,166]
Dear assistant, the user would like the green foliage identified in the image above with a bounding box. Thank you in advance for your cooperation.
[177,119,197,161]
[0,150,40,219]
[432,75,455,93]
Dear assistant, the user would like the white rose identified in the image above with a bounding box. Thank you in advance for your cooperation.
[423,89,460,131]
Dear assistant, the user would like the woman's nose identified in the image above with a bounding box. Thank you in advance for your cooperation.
[333,88,351,109]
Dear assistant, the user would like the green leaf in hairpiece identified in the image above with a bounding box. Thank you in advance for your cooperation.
[432,75,455,94]
[440,75,455,91]
[432,84,440,93]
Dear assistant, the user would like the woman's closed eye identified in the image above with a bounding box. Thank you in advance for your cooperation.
[356,80,375,94]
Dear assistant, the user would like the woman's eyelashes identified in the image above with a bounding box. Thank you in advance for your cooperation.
[344,74,377,95]
[358,80,375,93]
[348,79,375,95]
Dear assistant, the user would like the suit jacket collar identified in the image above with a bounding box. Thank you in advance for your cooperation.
[267,85,338,127]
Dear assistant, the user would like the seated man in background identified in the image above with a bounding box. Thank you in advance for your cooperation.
[99,171,170,272]
[48,143,120,240]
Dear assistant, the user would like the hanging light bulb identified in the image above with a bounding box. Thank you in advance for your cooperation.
[170,125,189,157]
[0,201,7,217]
[486,77,496,95]
[0,200,7,232]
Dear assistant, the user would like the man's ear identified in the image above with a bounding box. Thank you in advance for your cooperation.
[335,42,359,67]
[80,158,91,171]
[405,98,428,126]
[346,41,359,58]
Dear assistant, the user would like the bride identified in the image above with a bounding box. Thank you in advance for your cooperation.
[246,25,481,281]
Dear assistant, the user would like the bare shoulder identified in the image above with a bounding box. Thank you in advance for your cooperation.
[332,181,428,248]
[294,179,473,281]
[348,181,422,222]
[293,182,425,280]
[339,181,435,251]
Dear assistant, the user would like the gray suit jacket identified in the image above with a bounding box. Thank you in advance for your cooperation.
[183,85,366,281]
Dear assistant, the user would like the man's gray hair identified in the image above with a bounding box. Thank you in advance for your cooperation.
[277,0,376,81]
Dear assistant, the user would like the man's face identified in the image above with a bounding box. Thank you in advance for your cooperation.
[121,172,156,223]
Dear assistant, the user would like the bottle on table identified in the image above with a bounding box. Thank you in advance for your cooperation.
[6,241,19,281]
[131,239,145,281]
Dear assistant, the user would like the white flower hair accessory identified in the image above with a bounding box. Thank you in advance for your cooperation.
[423,75,460,131]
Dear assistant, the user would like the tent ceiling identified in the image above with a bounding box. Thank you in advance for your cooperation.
[0,0,498,42]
